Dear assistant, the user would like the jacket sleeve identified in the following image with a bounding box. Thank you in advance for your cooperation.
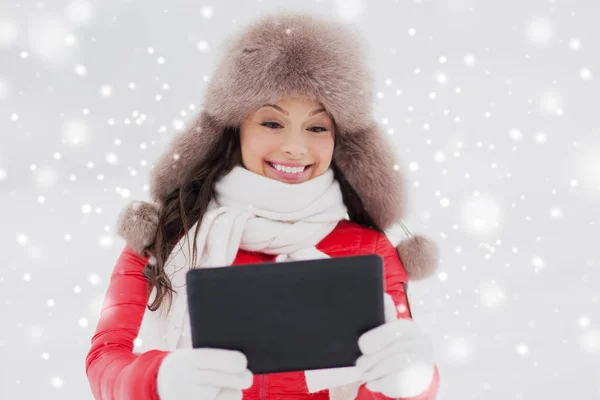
[85,246,171,400]
[355,232,440,400]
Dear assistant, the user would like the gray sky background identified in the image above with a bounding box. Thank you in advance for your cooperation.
[1,0,599,399]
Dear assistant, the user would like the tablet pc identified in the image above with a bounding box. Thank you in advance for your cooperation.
[185,254,385,375]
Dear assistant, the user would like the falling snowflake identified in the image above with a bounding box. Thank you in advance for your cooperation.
[98,235,114,248]
[568,38,582,51]
[26,325,44,339]
[549,207,562,219]
[16,234,29,246]
[28,17,74,65]
[525,16,556,47]
[35,166,58,190]
[62,119,90,147]
[436,72,448,85]
[50,376,64,389]
[460,194,503,236]
[509,129,523,141]
[539,89,563,116]
[516,344,529,356]
[531,256,545,273]
[66,0,94,24]
[463,53,476,67]
[535,131,547,144]
[105,152,118,165]
[478,281,506,308]
[197,40,210,53]
[99,85,113,98]
[579,68,592,80]
[0,18,19,49]
[447,337,475,364]
[578,316,591,328]
[73,64,87,76]
[201,6,214,18]
[334,0,365,22]
[172,120,185,131]
[88,273,101,286]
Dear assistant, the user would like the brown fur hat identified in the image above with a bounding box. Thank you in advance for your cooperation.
[117,11,439,280]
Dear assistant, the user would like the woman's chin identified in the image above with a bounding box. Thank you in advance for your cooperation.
[265,171,312,184]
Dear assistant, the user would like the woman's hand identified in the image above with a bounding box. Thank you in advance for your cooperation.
[355,295,436,398]
[157,348,253,400]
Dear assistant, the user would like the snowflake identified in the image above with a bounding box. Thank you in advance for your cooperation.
[50,376,64,389]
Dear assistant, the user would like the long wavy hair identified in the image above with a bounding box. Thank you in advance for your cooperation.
[143,124,382,312]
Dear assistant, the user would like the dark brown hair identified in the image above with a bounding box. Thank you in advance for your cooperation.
[143,124,381,313]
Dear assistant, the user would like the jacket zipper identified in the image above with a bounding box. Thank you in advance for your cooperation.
[259,374,267,399]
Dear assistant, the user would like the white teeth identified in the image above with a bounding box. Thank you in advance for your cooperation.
[272,163,306,173]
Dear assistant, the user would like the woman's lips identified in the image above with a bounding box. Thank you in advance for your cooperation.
[266,161,313,181]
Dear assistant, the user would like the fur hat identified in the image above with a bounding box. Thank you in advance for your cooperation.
[117,11,438,281]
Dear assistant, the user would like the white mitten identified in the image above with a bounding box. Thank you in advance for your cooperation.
[157,348,254,400]
[355,295,436,398]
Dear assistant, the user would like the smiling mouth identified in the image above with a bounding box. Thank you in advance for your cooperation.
[266,161,314,174]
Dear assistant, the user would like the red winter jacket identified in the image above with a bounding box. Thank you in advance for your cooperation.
[85,220,440,400]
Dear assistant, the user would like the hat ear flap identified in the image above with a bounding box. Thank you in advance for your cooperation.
[118,112,227,257]
[116,201,160,256]
[394,222,440,281]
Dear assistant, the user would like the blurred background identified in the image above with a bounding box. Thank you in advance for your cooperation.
[1,0,599,398]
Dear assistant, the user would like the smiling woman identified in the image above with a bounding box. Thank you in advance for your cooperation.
[87,11,440,400]
[240,97,336,184]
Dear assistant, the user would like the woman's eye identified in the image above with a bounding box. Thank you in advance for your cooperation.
[261,122,328,133]
[261,121,282,129]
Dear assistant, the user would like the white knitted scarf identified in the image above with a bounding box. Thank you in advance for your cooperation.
[137,166,365,398]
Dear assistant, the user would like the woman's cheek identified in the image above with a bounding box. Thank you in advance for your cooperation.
[315,134,335,160]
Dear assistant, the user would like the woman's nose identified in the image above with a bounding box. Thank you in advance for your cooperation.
[280,130,308,157]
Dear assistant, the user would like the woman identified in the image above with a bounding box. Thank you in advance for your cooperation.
[85,11,440,400]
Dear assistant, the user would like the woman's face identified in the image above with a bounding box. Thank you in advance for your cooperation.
[239,97,335,184]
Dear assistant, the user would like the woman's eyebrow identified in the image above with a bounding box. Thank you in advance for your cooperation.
[260,104,326,117]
